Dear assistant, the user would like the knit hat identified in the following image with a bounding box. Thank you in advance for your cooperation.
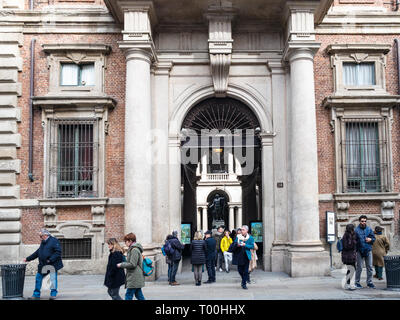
[172,230,178,237]
[204,230,212,235]
[40,229,51,236]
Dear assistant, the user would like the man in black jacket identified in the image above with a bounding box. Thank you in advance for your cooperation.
[24,229,63,300]
[204,230,216,283]
[168,230,185,286]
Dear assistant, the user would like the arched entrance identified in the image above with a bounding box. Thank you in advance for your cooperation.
[180,97,262,243]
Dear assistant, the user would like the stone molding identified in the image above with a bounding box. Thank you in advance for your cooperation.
[326,43,392,96]
[42,43,112,96]
[205,3,236,97]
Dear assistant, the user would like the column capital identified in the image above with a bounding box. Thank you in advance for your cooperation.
[283,42,320,63]
[259,131,276,147]
[153,60,173,76]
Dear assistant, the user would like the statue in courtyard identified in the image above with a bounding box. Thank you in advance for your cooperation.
[209,193,226,221]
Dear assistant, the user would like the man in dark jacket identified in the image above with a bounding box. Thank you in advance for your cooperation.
[354,215,376,289]
[204,230,216,283]
[168,230,185,286]
[214,226,225,272]
[24,229,63,299]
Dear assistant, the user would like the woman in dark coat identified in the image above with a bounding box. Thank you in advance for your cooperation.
[190,231,207,286]
[341,224,359,291]
[104,238,126,300]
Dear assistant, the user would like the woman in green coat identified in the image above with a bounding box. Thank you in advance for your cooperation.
[117,233,145,300]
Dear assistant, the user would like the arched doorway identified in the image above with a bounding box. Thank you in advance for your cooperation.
[180,97,262,241]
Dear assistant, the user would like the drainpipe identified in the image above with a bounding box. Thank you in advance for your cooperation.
[29,0,34,10]
[395,39,400,95]
[28,38,36,182]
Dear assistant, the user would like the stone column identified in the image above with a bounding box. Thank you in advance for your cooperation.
[152,61,172,243]
[282,1,330,277]
[168,136,182,236]
[202,206,208,232]
[260,133,275,272]
[228,206,234,232]
[122,48,153,244]
[236,206,242,229]
[196,207,202,232]
[119,2,156,245]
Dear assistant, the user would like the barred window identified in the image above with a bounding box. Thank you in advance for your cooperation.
[59,238,92,260]
[343,121,386,192]
[48,119,99,198]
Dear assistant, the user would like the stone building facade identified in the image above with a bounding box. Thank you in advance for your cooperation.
[0,0,399,278]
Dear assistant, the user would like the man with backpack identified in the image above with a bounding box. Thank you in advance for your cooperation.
[164,230,185,286]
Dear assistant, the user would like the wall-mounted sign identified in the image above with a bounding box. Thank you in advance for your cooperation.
[249,221,263,243]
[181,223,192,245]
[326,211,336,243]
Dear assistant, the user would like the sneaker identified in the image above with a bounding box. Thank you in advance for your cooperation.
[170,281,180,286]
[367,283,376,289]
[226,270,229,273]
[355,283,363,289]
[219,268,223,272]
[242,285,248,290]
[204,280,213,284]
[344,284,356,291]
[28,296,40,300]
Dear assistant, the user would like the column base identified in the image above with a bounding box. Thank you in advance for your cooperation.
[284,244,331,277]
[0,245,20,264]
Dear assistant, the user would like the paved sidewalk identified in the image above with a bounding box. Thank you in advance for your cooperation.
[2,267,400,300]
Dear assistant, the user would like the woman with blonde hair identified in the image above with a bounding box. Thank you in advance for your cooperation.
[104,238,126,300]
[190,231,207,286]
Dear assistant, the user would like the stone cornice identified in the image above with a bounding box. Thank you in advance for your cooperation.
[333,193,400,202]
[326,43,392,54]
[323,94,400,109]
[42,44,112,54]
[32,95,117,109]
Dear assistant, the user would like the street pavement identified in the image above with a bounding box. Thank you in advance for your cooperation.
[2,265,400,300]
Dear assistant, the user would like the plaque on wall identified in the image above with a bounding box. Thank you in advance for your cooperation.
[181,223,192,245]
[249,221,263,243]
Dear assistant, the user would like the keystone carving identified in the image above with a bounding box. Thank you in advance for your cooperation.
[91,205,105,226]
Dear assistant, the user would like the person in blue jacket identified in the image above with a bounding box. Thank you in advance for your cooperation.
[24,229,63,299]
[232,225,254,290]
[204,230,216,283]
[354,215,376,289]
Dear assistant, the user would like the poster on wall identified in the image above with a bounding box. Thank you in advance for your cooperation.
[181,223,192,245]
[326,211,336,243]
[250,221,263,243]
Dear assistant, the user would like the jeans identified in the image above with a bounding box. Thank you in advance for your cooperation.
[216,250,224,269]
[169,260,180,283]
[107,287,123,300]
[193,264,203,283]
[125,288,145,300]
[223,251,232,271]
[238,259,250,287]
[206,258,216,282]
[33,271,58,298]
[355,251,374,285]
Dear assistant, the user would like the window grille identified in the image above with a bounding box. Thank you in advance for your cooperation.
[49,119,99,198]
[343,62,376,86]
[59,238,92,260]
[343,121,387,192]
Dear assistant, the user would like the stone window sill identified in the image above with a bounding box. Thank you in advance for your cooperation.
[333,192,400,201]
[38,198,108,208]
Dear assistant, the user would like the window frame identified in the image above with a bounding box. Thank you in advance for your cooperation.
[327,44,391,96]
[43,44,111,95]
[60,62,96,87]
[333,107,393,195]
